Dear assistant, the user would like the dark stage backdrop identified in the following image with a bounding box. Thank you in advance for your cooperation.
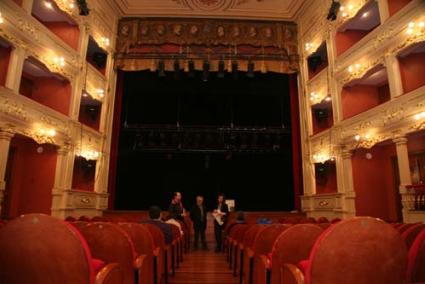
[113,71,296,211]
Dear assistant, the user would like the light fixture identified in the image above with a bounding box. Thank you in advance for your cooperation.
[101,37,110,47]
[310,92,319,101]
[339,3,354,18]
[44,1,53,9]
[312,152,334,164]
[414,111,425,121]
[95,88,105,98]
[217,60,225,79]
[355,134,361,141]
[0,12,4,24]
[202,60,210,82]
[348,63,361,73]
[406,21,425,36]
[77,149,100,161]
[53,56,65,67]
[247,61,255,78]
[305,42,313,51]
[33,126,57,144]
[324,96,332,102]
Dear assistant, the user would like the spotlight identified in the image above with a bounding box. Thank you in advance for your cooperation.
[202,60,210,82]
[188,60,195,78]
[217,60,225,79]
[247,61,255,78]
[158,60,166,77]
[327,0,340,21]
[231,61,238,80]
[174,59,180,80]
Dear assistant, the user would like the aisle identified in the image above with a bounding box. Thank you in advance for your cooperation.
[169,250,238,284]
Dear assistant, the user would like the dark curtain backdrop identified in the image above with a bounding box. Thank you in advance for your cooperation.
[108,70,301,211]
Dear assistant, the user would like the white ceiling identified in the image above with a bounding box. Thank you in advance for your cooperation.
[113,0,306,21]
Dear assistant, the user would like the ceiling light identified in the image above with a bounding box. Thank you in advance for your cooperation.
[44,1,53,9]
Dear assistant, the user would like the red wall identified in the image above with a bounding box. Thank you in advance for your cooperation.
[352,144,399,222]
[6,136,57,218]
[388,0,412,16]
[312,106,334,135]
[315,162,338,194]
[342,84,389,119]
[20,72,71,116]
[336,30,369,56]
[0,45,11,86]
[72,157,96,191]
[43,22,80,51]
[398,52,425,94]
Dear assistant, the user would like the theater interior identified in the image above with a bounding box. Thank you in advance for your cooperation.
[0,0,425,283]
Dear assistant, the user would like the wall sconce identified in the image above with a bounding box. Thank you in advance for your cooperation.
[0,12,4,24]
[101,37,110,47]
[305,42,314,51]
[348,63,361,73]
[407,21,425,36]
[339,4,354,18]
[414,111,425,121]
[95,88,105,99]
[77,149,100,161]
[312,152,334,164]
[310,92,319,101]
[53,56,65,67]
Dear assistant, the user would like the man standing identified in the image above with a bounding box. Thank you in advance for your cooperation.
[168,192,185,221]
[190,195,208,250]
[213,193,229,252]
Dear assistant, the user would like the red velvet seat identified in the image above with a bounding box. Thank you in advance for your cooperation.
[240,224,267,284]
[252,224,290,284]
[398,223,418,234]
[74,222,145,284]
[270,224,323,284]
[0,214,122,284]
[120,223,156,284]
[316,217,329,223]
[407,228,425,282]
[402,223,425,250]
[144,223,171,284]
[283,217,408,284]
[229,224,251,275]
[169,223,182,274]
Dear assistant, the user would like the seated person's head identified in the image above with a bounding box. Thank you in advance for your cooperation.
[149,206,162,220]
[236,211,245,222]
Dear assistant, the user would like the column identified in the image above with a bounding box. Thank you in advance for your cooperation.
[335,147,356,217]
[5,48,26,93]
[385,54,404,99]
[393,136,412,222]
[377,0,390,23]
[0,129,14,216]
[51,145,75,217]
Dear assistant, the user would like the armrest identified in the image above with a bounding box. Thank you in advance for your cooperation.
[281,264,304,284]
[134,254,146,270]
[95,263,123,284]
[259,254,271,270]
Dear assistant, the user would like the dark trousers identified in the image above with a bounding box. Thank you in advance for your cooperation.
[193,225,206,248]
[214,221,224,251]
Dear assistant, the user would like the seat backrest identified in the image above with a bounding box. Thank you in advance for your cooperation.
[0,214,94,284]
[398,223,417,234]
[407,228,425,282]
[242,224,266,249]
[305,217,407,284]
[144,223,166,249]
[169,224,181,241]
[253,224,290,256]
[402,223,425,250]
[119,223,155,284]
[316,217,329,223]
[233,224,251,243]
[75,222,136,284]
[271,224,323,284]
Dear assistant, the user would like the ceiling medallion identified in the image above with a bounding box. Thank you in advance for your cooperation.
[174,0,249,11]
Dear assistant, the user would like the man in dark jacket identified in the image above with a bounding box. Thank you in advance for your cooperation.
[168,192,185,221]
[142,205,173,245]
[213,193,229,252]
[190,195,208,250]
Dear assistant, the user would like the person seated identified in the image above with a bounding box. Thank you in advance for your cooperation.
[165,214,184,236]
[142,205,173,245]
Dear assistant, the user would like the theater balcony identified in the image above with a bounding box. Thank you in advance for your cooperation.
[19,57,72,116]
[86,36,108,76]
[31,0,80,51]
[311,99,334,135]
[335,0,381,57]
[306,42,328,80]
[72,156,96,192]
[397,41,425,95]
[0,37,12,87]
[314,161,337,195]
[341,64,390,120]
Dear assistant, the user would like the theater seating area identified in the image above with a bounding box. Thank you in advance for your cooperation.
[1,213,425,284]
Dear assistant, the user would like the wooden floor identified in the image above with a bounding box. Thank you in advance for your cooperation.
[169,250,238,284]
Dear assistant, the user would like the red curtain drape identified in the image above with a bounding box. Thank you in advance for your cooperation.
[107,71,124,209]
[289,74,303,210]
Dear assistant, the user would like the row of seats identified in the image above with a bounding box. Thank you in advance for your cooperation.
[0,214,189,284]
[224,217,425,284]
